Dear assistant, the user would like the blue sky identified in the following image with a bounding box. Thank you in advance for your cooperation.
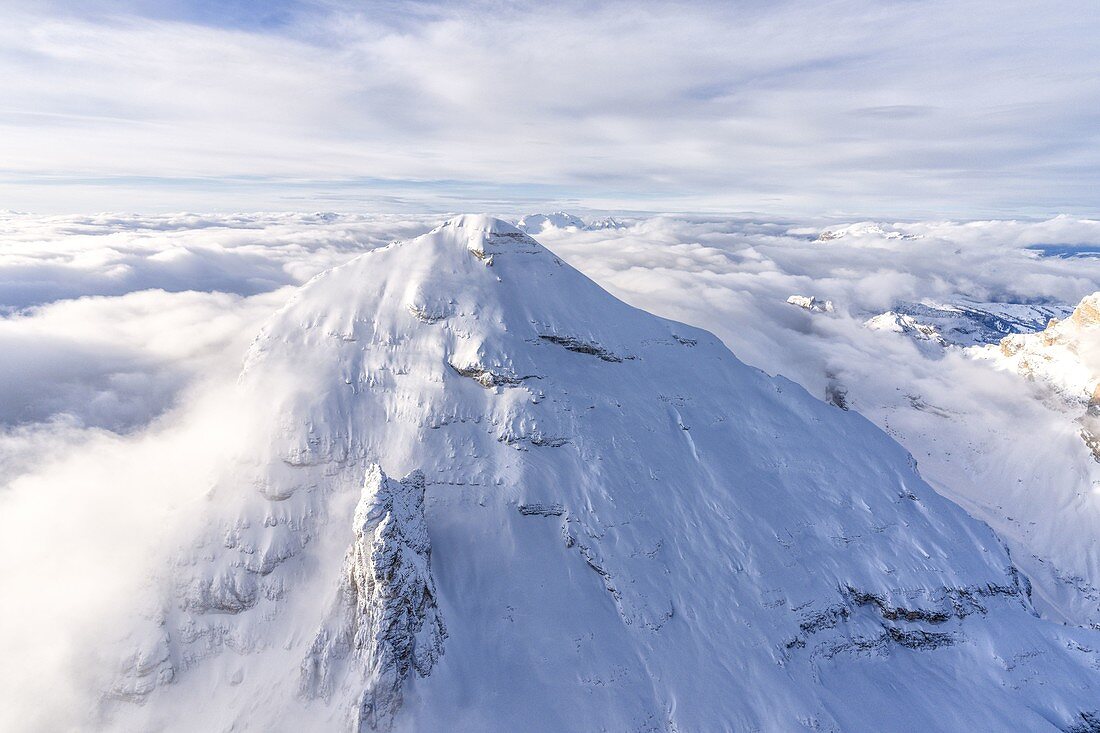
[1,0,1098,217]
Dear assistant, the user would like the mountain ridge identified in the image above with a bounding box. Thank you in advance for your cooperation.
[108,216,1100,732]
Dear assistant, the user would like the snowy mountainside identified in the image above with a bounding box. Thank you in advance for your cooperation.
[971,292,1100,463]
[860,299,1073,348]
[890,299,1073,347]
[106,216,1100,732]
[786,294,834,313]
[864,311,947,347]
[974,292,1100,403]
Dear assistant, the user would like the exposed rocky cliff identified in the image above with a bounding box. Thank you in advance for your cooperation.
[301,466,445,732]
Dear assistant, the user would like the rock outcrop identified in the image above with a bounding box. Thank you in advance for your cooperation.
[786,294,835,313]
[990,293,1100,402]
[300,466,446,732]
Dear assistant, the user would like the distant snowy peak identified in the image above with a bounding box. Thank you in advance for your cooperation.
[814,221,919,242]
[900,299,1071,346]
[516,211,585,233]
[515,212,627,234]
[786,294,834,313]
[862,299,1072,348]
[586,216,627,230]
[864,311,947,346]
[976,292,1100,404]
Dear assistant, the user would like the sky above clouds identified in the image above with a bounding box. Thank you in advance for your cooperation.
[2,0,1098,216]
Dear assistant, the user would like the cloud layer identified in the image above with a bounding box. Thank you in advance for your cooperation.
[2,1,1098,215]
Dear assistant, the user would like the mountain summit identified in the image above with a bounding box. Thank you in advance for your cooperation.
[111,217,1100,732]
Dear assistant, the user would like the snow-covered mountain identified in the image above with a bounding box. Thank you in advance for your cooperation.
[106,216,1100,732]
[786,294,835,313]
[971,293,1100,462]
[515,211,586,233]
[515,212,626,234]
[586,215,627,230]
[864,312,948,347]
[814,222,919,242]
[975,293,1100,403]
[861,299,1073,348]
[891,299,1073,347]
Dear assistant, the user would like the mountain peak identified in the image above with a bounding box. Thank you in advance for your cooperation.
[429,214,543,262]
[516,212,586,233]
[110,220,1100,732]
[435,214,523,236]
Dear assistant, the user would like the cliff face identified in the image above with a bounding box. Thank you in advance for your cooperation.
[301,466,445,731]
[990,292,1100,402]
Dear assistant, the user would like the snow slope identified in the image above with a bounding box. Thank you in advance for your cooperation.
[107,216,1100,732]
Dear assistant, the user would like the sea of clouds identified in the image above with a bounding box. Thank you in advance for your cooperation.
[2,210,1099,727]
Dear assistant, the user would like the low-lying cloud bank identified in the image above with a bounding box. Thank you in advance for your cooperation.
[2,210,1100,726]
[0,212,442,430]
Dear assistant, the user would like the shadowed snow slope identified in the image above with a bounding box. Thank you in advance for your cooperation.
[109,216,1100,732]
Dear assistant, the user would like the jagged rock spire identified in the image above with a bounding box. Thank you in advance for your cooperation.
[301,465,446,732]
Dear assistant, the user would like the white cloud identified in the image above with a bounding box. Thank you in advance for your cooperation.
[0,211,439,307]
[0,376,264,731]
[0,1,1097,215]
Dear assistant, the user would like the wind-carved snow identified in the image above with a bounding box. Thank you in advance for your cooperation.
[300,465,445,732]
[104,215,1100,732]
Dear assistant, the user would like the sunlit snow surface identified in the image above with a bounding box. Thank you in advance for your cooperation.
[3,212,1100,731]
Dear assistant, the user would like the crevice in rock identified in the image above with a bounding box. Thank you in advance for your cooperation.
[518,502,565,516]
[538,334,624,362]
[449,362,540,389]
[784,578,1029,657]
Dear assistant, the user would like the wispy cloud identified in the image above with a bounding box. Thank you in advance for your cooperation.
[1,0,1097,215]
